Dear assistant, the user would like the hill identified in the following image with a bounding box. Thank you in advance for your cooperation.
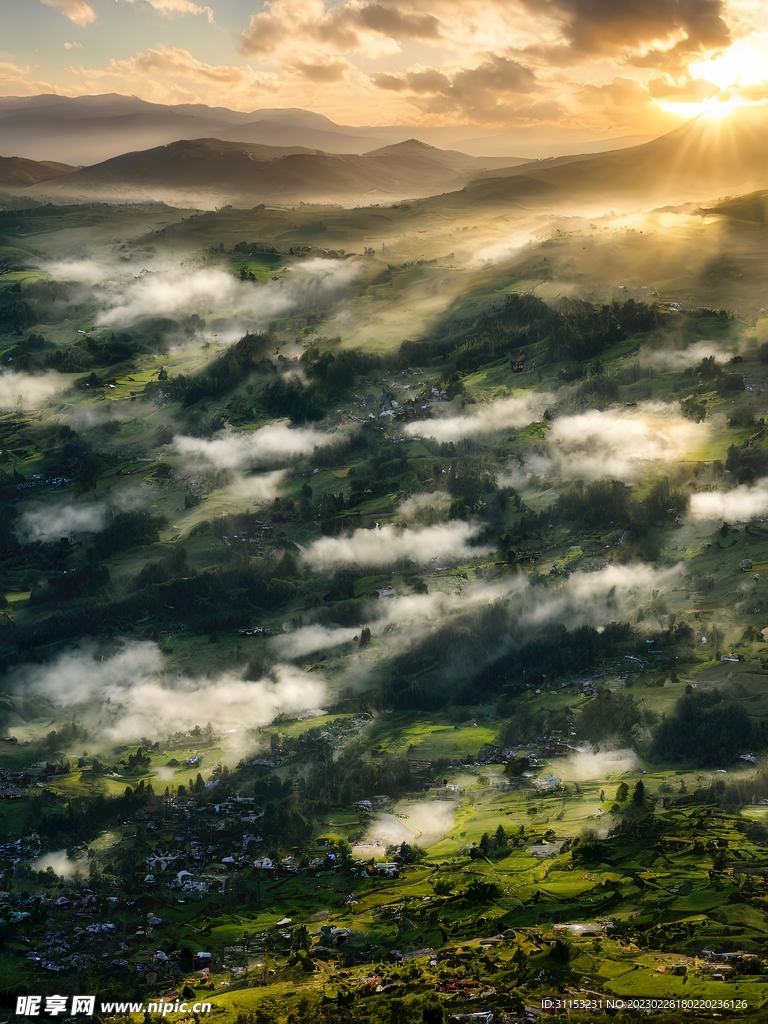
[0,155,74,187]
[30,137,526,207]
[493,105,768,204]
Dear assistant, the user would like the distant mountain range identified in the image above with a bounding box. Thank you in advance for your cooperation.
[0,94,521,166]
[1,102,767,210]
[0,94,646,166]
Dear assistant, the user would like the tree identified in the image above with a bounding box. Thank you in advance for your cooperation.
[650,688,754,766]
[479,832,492,855]
[550,938,571,964]
[390,999,408,1024]
[494,824,506,848]
[463,879,501,904]
[422,994,447,1024]
[616,782,629,802]
[632,780,645,805]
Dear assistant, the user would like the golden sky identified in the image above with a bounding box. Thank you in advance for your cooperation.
[2,0,768,143]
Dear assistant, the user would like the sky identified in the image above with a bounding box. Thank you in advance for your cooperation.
[1,0,767,142]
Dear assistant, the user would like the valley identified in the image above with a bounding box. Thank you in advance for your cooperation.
[4,102,768,1024]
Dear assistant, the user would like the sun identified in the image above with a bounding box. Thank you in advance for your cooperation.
[697,96,746,121]
[656,95,748,121]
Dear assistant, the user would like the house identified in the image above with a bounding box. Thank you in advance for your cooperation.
[354,800,373,811]
[534,772,561,793]
[390,947,433,962]
[373,862,399,877]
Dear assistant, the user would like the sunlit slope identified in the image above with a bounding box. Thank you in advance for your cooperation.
[476,106,768,205]
[0,156,74,188]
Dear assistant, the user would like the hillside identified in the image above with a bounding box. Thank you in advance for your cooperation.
[496,105,768,204]
[31,137,526,206]
[0,155,74,187]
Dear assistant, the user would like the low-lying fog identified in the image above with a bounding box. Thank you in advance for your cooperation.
[8,642,326,746]
[352,800,456,858]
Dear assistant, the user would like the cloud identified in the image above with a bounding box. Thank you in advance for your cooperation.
[40,0,96,28]
[173,421,340,471]
[358,4,440,40]
[521,0,731,65]
[638,341,731,371]
[59,45,281,108]
[532,402,708,482]
[271,623,359,658]
[302,521,493,569]
[15,503,108,544]
[63,41,84,50]
[292,60,349,83]
[404,391,551,442]
[0,371,65,412]
[373,53,536,119]
[647,75,721,101]
[127,0,215,22]
[226,470,288,505]
[522,561,684,630]
[576,76,680,133]
[12,642,326,742]
[275,560,683,689]
[689,479,768,522]
[31,851,88,880]
[118,44,269,87]
[397,490,452,517]
[44,257,361,328]
[242,0,440,58]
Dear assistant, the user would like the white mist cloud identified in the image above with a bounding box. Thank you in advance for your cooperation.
[31,850,88,880]
[522,562,684,630]
[638,341,731,371]
[397,491,452,516]
[173,420,338,471]
[15,502,108,543]
[498,464,533,489]
[277,561,683,691]
[227,469,288,504]
[302,521,493,569]
[533,402,708,482]
[404,391,551,441]
[0,371,65,412]
[689,479,768,522]
[45,257,360,329]
[13,642,325,742]
[272,623,359,658]
[44,259,105,287]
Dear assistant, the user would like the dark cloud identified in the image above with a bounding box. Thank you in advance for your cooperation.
[292,59,349,83]
[522,0,730,65]
[373,53,535,120]
[357,4,440,40]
